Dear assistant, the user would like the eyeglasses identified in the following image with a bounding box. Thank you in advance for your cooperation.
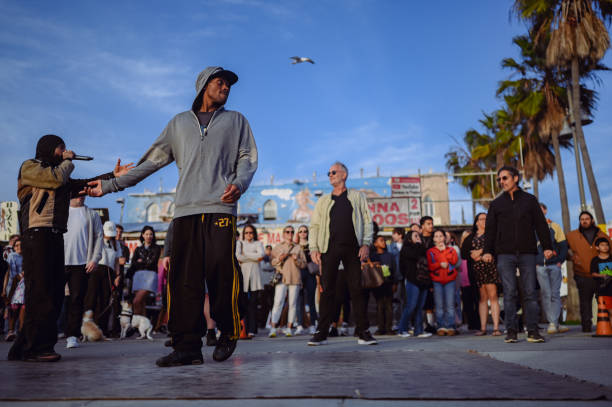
[327,170,337,177]
[284,230,294,234]
[298,230,308,234]
[496,175,510,182]
[244,231,254,235]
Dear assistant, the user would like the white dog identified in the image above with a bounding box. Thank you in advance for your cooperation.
[119,301,153,340]
[119,301,133,339]
[81,310,104,342]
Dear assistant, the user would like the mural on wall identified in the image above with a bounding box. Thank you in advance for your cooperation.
[122,178,392,228]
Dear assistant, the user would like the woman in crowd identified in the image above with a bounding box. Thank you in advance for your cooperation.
[84,221,121,335]
[269,226,306,337]
[427,229,459,336]
[236,224,264,337]
[397,231,432,338]
[128,226,161,317]
[461,213,501,336]
[296,225,318,335]
[459,230,481,331]
[4,237,24,341]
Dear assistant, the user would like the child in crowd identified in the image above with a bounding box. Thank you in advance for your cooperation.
[4,238,24,341]
[590,238,612,298]
[370,235,397,335]
[427,229,459,336]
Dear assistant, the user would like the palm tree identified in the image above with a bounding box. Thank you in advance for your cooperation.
[514,0,612,223]
[446,110,521,207]
[497,34,573,232]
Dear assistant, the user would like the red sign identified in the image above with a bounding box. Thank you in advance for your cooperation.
[368,197,421,227]
[391,177,421,197]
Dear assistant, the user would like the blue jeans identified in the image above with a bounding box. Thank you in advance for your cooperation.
[497,254,540,332]
[536,264,562,326]
[433,281,456,329]
[398,280,428,335]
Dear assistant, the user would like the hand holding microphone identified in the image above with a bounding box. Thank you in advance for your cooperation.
[62,150,94,161]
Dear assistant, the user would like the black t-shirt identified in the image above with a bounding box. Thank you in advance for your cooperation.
[329,190,358,247]
[196,112,214,129]
[590,255,612,296]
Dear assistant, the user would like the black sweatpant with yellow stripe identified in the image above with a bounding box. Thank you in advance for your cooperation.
[168,213,242,351]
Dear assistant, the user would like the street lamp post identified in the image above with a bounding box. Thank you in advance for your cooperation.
[116,197,125,225]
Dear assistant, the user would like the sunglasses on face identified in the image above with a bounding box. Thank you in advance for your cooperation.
[298,230,308,233]
[496,175,510,182]
[327,170,337,177]
[284,230,294,234]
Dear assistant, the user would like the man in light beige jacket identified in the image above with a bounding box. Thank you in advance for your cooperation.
[308,161,376,346]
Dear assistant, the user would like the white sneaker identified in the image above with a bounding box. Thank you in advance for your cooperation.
[547,322,558,334]
[283,327,293,337]
[339,326,349,336]
[398,332,411,338]
[558,325,569,333]
[66,336,80,349]
[308,325,316,335]
[417,332,433,338]
[295,325,305,335]
[268,328,277,338]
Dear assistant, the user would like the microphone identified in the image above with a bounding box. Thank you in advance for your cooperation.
[73,155,94,161]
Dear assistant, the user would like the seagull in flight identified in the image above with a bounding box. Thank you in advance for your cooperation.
[290,56,315,64]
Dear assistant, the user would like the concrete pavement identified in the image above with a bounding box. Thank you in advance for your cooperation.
[1,326,611,406]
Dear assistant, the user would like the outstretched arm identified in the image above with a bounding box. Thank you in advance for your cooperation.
[84,122,175,197]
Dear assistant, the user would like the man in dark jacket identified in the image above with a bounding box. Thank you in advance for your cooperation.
[483,166,553,343]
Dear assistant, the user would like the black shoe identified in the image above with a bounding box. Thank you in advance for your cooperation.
[357,330,378,345]
[23,352,62,363]
[307,331,328,346]
[206,329,218,347]
[213,334,237,362]
[527,330,545,343]
[164,338,173,347]
[156,350,203,367]
[328,326,339,337]
[504,329,518,343]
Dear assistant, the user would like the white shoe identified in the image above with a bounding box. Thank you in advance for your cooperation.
[557,325,569,333]
[295,325,304,335]
[398,332,411,338]
[308,325,316,335]
[66,336,80,349]
[268,328,277,338]
[547,322,558,334]
[339,326,349,336]
[417,332,433,338]
[283,327,293,337]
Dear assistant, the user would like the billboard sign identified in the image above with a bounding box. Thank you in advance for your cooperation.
[391,176,421,197]
[367,197,421,228]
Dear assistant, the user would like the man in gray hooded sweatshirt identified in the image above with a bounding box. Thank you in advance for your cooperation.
[85,67,258,367]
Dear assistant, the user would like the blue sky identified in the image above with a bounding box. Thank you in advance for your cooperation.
[1,0,610,229]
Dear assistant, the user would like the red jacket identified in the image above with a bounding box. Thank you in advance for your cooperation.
[427,246,459,284]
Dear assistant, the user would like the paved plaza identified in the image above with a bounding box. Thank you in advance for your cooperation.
[1,326,611,406]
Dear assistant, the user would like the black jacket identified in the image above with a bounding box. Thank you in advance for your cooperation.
[484,188,552,256]
[399,241,427,285]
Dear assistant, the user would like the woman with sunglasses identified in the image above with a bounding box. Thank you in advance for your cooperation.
[269,226,307,337]
[236,224,264,337]
[295,225,318,335]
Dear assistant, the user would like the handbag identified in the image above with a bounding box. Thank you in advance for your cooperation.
[361,260,384,289]
[307,262,319,275]
[271,244,294,287]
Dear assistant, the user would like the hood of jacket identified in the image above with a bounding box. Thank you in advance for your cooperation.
[35,134,65,167]
[192,66,238,112]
